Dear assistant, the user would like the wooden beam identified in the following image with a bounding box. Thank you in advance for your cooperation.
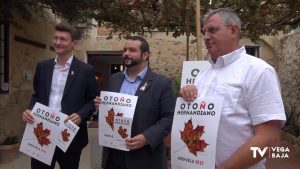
[195,0,203,60]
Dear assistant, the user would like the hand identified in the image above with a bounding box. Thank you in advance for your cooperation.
[94,96,101,111]
[125,134,147,150]
[179,85,198,101]
[65,113,81,125]
[21,109,34,124]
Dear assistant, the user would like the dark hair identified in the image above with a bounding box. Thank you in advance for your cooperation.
[126,36,150,53]
[55,22,81,40]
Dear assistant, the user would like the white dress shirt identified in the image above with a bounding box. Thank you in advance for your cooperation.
[194,47,286,169]
[48,56,73,113]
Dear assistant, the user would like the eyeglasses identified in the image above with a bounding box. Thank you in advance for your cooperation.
[201,24,232,35]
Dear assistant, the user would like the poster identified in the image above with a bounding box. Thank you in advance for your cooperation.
[113,116,132,151]
[19,103,67,165]
[180,61,210,88]
[56,120,80,152]
[171,97,223,169]
[98,91,137,151]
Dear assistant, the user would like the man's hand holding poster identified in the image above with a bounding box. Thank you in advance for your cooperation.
[56,119,80,152]
[19,102,79,165]
[19,103,66,165]
[171,97,223,169]
[98,91,137,151]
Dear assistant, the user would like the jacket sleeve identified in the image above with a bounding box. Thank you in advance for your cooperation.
[77,67,98,122]
[142,77,176,149]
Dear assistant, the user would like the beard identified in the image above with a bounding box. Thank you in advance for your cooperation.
[123,56,144,68]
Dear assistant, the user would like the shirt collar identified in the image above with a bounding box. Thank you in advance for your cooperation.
[209,46,246,68]
[54,55,73,68]
[123,66,148,82]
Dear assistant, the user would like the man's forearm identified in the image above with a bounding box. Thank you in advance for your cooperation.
[217,121,282,169]
[217,136,268,169]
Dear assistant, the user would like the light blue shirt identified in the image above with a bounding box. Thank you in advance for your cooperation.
[120,66,148,95]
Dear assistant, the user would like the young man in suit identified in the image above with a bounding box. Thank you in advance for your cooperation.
[21,22,98,169]
[94,36,176,169]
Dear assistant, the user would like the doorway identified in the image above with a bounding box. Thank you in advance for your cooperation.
[87,51,123,91]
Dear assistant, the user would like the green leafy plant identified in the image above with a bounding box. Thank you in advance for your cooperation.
[1,135,19,145]
[172,73,182,96]
[0,133,20,163]
[1,0,299,42]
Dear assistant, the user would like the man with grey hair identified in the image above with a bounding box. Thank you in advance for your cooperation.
[180,8,286,169]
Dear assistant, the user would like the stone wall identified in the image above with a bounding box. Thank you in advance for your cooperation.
[141,33,200,79]
[0,12,57,141]
[78,30,203,80]
[278,32,300,136]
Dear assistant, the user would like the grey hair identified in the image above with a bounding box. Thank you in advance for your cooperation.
[202,8,241,36]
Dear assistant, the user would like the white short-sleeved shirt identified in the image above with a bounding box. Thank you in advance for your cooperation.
[194,46,286,169]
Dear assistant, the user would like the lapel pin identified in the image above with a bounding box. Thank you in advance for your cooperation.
[140,82,148,91]
[71,71,74,75]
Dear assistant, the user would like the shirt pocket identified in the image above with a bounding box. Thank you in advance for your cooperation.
[213,84,241,108]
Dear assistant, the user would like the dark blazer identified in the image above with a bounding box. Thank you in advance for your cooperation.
[28,57,98,151]
[102,69,176,169]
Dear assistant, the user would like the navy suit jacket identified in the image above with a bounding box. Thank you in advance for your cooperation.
[102,69,176,169]
[28,57,98,151]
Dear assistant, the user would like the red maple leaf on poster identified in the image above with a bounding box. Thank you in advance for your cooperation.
[105,108,124,130]
[105,108,115,130]
[180,119,208,156]
[33,122,51,147]
[118,126,128,139]
[61,129,70,142]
